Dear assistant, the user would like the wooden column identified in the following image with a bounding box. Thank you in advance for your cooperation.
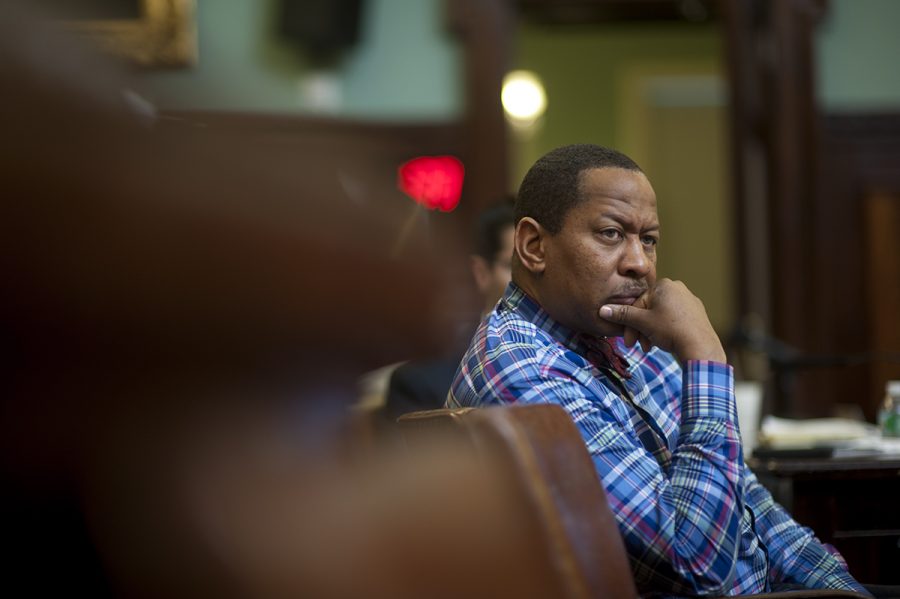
[445,0,513,224]
[721,0,829,416]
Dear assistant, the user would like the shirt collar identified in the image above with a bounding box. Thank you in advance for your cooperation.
[500,281,625,363]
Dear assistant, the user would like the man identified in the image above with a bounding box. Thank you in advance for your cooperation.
[383,200,514,420]
[447,144,871,597]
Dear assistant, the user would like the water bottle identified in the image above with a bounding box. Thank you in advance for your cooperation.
[878,381,900,438]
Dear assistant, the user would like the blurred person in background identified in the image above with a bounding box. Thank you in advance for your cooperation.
[382,200,514,422]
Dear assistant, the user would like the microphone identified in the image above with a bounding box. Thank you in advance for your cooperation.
[727,323,900,372]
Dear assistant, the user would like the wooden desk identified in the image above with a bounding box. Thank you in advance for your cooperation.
[750,455,900,584]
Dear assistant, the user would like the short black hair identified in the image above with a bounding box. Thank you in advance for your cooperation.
[515,144,642,234]
[473,199,515,261]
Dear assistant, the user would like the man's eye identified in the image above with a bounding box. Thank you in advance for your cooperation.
[642,235,659,247]
[599,229,622,241]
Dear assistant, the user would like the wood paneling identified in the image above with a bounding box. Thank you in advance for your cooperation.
[446,0,513,221]
[864,193,900,413]
[517,0,718,23]
[723,0,900,420]
[818,115,900,419]
[721,0,829,416]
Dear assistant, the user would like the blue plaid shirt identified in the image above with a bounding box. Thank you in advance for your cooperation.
[447,283,869,597]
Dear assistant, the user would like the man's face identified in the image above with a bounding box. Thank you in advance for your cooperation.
[538,167,659,337]
[472,225,514,311]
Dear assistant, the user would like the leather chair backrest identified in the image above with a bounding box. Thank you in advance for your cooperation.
[399,404,639,599]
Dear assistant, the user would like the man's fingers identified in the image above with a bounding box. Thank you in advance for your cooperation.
[600,303,648,329]
[599,304,628,324]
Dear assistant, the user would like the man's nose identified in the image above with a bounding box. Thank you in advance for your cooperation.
[619,236,652,278]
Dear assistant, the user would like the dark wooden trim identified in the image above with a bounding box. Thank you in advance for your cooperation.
[721,0,833,417]
[517,0,719,23]
[752,456,900,583]
[823,114,900,190]
[815,114,900,419]
[720,0,767,325]
[445,0,513,223]
[158,110,464,153]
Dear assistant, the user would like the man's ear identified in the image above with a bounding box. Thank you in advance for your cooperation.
[515,217,547,275]
[470,255,491,295]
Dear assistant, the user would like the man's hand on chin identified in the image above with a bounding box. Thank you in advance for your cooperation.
[599,278,727,364]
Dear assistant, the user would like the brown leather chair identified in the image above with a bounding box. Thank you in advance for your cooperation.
[399,405,870,599]
[401,404,637,599]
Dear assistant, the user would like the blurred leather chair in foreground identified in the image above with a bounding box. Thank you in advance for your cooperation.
[400,405,637,599]
[0,3,472,596]
[399,405,870,599]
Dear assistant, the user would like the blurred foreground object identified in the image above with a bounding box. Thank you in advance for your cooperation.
[189,425,567,599]
[399,405,639,599]
[0,3,510,597]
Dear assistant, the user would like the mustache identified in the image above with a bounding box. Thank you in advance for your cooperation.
[610,284,650,297]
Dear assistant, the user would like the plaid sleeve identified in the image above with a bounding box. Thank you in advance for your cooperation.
[681,360,737,421]
[743,468,872,595]
[599,359,748,595]
[493,354,752,595]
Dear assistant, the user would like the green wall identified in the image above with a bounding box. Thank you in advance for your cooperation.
[816,0,900,112]
[138,0,462,120]
[511,21,721,185]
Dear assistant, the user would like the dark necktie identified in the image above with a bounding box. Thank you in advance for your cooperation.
[584,336,631,379]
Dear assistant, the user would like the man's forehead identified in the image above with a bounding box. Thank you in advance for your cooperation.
[576,167,657,212]
[578,166,652,195]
